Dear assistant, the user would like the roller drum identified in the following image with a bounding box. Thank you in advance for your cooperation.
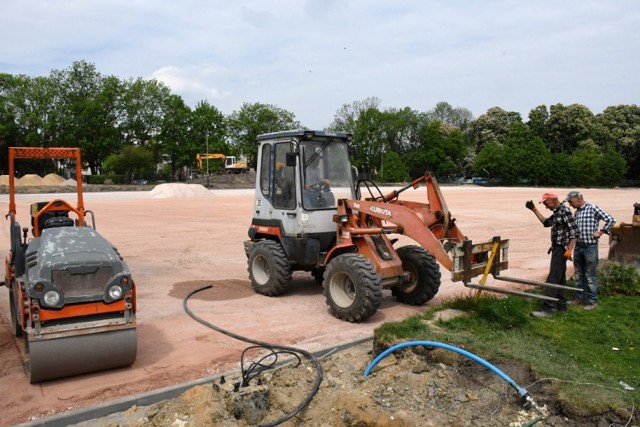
[26,328,137,383]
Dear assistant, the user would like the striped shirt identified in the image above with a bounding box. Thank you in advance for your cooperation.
[543,203,580,247]
[574,202,616,245]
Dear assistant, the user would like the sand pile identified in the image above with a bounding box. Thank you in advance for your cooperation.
[16,174,43,186]
[149,183,213,199]
[0,173,70,186]
[41,173,65,185]
[61,178,77,186]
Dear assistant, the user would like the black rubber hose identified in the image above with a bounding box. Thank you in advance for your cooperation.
[183,284,323,427]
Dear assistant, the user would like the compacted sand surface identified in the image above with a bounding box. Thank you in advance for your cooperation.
[0,184,636,426]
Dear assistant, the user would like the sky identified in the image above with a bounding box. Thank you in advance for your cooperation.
[1,1,639,129]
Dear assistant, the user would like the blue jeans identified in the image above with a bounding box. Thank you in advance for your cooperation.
[573,243,599,304]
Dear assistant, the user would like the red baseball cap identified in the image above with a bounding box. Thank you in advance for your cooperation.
[539,192,558,203]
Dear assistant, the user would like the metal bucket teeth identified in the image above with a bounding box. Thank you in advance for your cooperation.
[26,328,137,383]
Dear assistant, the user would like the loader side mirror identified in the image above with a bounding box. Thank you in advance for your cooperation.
[285,152,297,167]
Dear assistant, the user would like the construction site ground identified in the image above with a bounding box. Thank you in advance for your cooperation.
[0,176,637,426]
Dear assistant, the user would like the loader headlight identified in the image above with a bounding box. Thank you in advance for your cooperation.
[108,284,123,300]
[43,290,61,307]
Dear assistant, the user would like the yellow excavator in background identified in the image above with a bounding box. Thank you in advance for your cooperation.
[196,153,250,174]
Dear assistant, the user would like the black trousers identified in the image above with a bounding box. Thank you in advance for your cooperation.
[542,245,568,312]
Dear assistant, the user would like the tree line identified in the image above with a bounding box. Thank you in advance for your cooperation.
[1,60,638,187]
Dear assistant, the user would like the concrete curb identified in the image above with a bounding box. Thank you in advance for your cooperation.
[17,335,374,427]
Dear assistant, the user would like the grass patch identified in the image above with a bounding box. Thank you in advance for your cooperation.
[374,292,639,416]
[598,260,640,296]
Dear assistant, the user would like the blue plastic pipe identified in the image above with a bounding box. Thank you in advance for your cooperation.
[364,341,529,400]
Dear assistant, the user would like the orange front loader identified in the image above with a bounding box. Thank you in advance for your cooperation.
[3,147,137,383]
[245,131,575,322]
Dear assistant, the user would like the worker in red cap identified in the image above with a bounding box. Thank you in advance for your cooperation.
[525,192,580,318]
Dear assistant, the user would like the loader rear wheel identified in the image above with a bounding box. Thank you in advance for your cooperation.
[248,240,292,296]
[323,254,382,322]
[392,245,441,305]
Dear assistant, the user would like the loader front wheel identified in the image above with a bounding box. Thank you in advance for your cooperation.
[392,245,441,305]
[324,254,382,322]
[248,240,292,296]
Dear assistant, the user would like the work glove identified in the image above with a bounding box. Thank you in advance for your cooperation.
[525,200,535,210]
[564,249,573,260]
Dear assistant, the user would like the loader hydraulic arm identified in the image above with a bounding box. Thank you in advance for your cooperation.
[337,172,469,272]
[338,198,458,271]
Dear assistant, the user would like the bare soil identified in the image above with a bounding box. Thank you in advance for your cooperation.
[0,181,638,426]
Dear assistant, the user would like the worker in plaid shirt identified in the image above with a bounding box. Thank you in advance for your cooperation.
[565,191,616,310]
[526,192,579,318]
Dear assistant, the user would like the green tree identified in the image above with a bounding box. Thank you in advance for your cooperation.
[593,105,640,180]
[377,107,423,156]
[545,103,594,154]
[328,96,381,133]
[599,147,627,187]
[520,137,553,185]
[103,145,155,182]
[328,97,383,177]
[501,122,552,185]
[427,101,474,131]
[227,102,301,167]
[190,101,227,172]
[0,73,24,173]
[159,94,192,180]
[379,150,408,183]
[473,141,506,180]
[407,121,467,179]
[120,77,171,146]
[547,152,572,186]
[49,61,122,173]
[467,107,523,153]
[568,141,601,186]
[527,105,549,140]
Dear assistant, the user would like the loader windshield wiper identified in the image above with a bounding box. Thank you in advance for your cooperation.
[304,139,332,167]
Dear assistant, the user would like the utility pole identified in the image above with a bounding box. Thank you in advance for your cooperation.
[205,132,209,176]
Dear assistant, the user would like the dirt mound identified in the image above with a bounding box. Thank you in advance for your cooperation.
[73,340,609,427]
[149,183,213,198]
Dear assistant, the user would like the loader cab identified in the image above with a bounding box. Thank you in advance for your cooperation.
[251,130,356,251]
